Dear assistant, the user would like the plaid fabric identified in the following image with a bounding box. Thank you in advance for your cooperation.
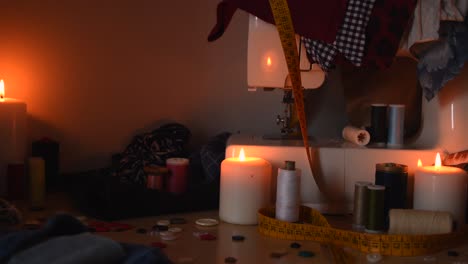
[303,0,376,71]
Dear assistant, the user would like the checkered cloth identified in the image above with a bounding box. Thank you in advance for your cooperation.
[303,0,376,71]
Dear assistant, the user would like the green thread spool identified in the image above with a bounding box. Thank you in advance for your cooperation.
[366,185,386,233]
[353,181,372,230]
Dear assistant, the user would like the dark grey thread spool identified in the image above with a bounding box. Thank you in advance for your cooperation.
[370,104,388,146]
[387,104,405,148]
[353,181,372,230]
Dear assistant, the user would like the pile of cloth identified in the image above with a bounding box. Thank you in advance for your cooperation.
[0,214,171,264]
[208,0,468,101]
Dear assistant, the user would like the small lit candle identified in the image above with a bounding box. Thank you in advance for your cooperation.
[219,148,272,225]
[413,153,468,230]
[0,80,27,196]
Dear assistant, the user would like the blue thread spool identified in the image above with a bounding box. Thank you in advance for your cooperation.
[375,163,408,229]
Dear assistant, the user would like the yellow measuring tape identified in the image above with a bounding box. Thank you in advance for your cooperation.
[258,206,468,257]
[267,0,328,197]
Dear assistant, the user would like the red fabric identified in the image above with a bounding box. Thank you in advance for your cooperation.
[88,221,133,232]
[361,0,417,68]
[208,0,347,44]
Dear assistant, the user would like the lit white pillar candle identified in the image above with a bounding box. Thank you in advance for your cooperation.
[219,148,272,225]
[0,80,27,196]
[413,153,468,230]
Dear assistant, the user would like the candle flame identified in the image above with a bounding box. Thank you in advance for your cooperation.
[417,159,422,167]
[266,57,272,67]
[239,148,246,161]
[435,152,442,168]
[0,80,4,101]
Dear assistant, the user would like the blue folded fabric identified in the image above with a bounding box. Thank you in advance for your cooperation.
[8,233,124,264]
[0,214,172,264]
[416,19,468,101]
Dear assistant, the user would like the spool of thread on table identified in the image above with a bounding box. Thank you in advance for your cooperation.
[353,181,372,230]
[387,104,405,148]
[389,209,453,234]
[365,185,386,233]
[375,163,408,230]
[276,161,300,222]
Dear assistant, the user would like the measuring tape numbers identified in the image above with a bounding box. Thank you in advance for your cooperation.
[258,206,468,257]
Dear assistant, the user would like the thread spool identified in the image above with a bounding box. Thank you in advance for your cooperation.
[342,126,370,146]
[375,163,408,230]
[276,161,300,222]
[387,104,405,148]
[370,104,388,146]
[28,157,45,210]
[365,185,386,233]
[353,181,372,230]
[388,209,453,234]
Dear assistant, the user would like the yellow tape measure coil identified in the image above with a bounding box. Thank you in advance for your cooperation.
[258,206,468,257]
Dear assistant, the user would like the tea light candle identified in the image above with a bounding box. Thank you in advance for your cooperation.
[0,80,27,196]
[219,148,272,225]
[413,153,468,230]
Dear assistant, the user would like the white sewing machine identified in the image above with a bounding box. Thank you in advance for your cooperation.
[225,15,468,213]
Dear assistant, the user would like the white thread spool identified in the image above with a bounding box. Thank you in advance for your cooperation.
[276,161,300,222]
[342,126,370,146]
[388,209,453,235]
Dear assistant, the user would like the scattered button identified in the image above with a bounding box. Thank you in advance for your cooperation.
[153,225,169,231]
[193,232,216,240]
[170,218,187,224]
[160,231,180,241]
[448,251,459,257]
[423,256,437,262]
[76,215,87,223]
[224,257,237,263]
[270,250,288,258]
[290,242,301,249]
[157,220,171,226]
[169,227,183,233]
[232,235,245,242]
[150,242,167,249]
[177,257,194,263]
[200,233,217,240]
[87,221,132,232]
[298,250,315,258]
[136,228,147,234]
[366,253,382,263]
[195,218,219,227]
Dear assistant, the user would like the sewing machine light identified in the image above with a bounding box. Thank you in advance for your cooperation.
[247,15,325,90]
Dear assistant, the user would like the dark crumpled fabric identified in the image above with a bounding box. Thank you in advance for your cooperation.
[208,0,347,44]
[361,0,418,69]
[200,132,231,182]
[117,123,191,185]
[415,19,468,101]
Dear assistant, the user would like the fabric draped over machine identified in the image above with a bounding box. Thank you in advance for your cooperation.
[208,0,468,101]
